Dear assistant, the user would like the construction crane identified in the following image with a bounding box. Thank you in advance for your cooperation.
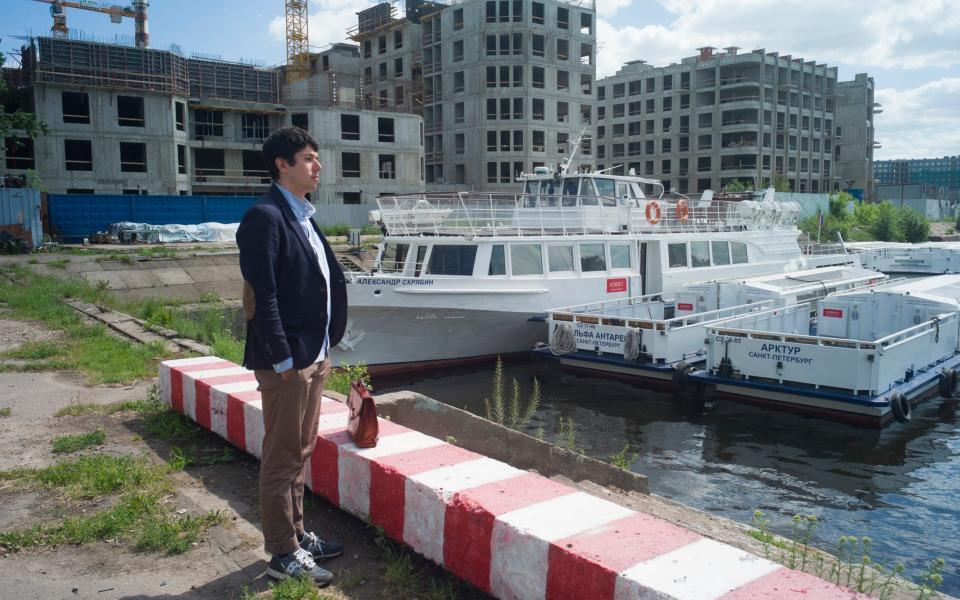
[285,0,309,84]
[32,0,150,49]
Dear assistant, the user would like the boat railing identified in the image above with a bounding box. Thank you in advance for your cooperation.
[375,192,798,237]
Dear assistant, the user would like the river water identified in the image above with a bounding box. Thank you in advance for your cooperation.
[377,362,960,595]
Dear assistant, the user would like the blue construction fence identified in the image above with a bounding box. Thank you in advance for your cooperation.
[48,195,380,243]
[48,194,258,243]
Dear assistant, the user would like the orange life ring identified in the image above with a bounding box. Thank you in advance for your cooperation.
[676,199,689,222]
[645,201,662,225]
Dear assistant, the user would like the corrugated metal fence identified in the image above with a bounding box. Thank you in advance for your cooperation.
[0,188,43,248]
[777,192,830,220]
[48,195,379,243]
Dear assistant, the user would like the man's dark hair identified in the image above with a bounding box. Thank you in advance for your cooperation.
[262,127,319,180]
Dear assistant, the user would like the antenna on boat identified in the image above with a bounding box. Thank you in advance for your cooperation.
[559,127,590,176]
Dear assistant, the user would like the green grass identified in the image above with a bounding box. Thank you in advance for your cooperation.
[0,267,173,384]
[52,428,105,454]
[0,407,10,417]
[0,454,162,497]
[54,399,144,417]
[0,450,223,555]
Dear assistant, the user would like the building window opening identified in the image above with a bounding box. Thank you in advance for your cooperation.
[64,139,93,171]
[62,91,90,124]
[117,95,145,127]
[119,142,147,173]
[341,114,360,140]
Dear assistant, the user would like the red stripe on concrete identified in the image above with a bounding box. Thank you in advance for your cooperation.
[309,429,352,507]
[444,473,575,593]
[722,567,874,599]
[546,512,701,600]
[170,370,184,412]
[226,393,248,450]
[169,361,234,412]
[194,374,254,430]
[368,444,481,542]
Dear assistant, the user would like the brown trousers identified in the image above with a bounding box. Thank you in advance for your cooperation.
[255,357,331,556]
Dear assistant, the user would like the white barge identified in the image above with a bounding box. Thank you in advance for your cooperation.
[847,242,960,274]
[691,275,960,427]
[531,266,886,389]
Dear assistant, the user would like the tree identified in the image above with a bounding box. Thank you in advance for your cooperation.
[897,206,930,243]
[724,179,750,193]
[871,202,899,241]
[773,173,792,192]
[0,56,47,141]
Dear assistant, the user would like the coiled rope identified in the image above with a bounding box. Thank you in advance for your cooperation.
[623,327,642,362]
[549,323,577,355]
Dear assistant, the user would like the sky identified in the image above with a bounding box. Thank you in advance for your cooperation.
[3,0,958,160]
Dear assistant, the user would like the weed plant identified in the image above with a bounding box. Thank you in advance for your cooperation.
[483,356,540,431]
[749,509,944,599]
[326,362,371,396]
[51,428,105,453]
[0,407,10,417]
[609,444,638,470]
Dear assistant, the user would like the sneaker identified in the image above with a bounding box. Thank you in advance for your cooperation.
[266,548,333,585]
[299,531,344,560]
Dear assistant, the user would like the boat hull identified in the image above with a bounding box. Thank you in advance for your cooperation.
[333,306,546,375]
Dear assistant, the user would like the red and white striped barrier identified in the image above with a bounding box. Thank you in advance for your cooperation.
[159,357,871,600]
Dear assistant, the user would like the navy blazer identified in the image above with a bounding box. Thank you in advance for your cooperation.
[236,184,348,371]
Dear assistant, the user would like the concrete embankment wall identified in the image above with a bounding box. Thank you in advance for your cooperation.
[160,356,871,600]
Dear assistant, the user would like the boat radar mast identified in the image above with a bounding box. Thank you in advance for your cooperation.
[558,127,590,176]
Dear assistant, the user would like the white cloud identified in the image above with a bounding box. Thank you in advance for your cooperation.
[267,0,376,49]
[874,77,960,159]
[597,0,634,18]
[598,0,960,78]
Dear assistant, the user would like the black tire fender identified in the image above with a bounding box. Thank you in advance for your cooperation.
[890,392,911,423]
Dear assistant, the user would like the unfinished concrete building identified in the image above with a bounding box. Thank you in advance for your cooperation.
[351,0,597,189]
[1,35,424,204]
[834,73,878,199]
[596,47,840,194]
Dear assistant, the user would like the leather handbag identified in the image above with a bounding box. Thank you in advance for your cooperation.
[347,380,379,448]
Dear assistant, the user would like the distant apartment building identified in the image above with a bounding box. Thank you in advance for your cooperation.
[875,155,960,198]
[0,36,424,204]
[595,47,839,194]
[351,0,597,189]
[834,73,878,198]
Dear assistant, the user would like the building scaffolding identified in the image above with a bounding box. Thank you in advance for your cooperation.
[25,36,279,104]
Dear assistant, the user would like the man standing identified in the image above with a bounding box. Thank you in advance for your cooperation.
[237,127,348,585]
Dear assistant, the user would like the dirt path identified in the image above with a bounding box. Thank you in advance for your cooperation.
[0,318,484,600]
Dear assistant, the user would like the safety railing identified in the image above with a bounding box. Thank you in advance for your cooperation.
[373,193,793,237]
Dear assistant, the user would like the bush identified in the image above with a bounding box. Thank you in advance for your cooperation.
[870,202,899,241]
[898,206,929,242]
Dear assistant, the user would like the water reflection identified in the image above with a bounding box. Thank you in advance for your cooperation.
[376,362,960,595]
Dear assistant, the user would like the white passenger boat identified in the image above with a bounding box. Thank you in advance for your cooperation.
[333,143,858,375]
[532,265,886,388]
[692,275,960,427]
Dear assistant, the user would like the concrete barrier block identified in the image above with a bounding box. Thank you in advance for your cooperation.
[159,357,872,600]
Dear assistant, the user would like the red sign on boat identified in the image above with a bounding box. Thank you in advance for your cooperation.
[607,278,627,293]
[822,308,843,318]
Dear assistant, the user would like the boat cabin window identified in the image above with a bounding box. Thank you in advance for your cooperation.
[580,243,606,272]
[540,179,562,207]
[610,243,631,269]
[711,241,730,265]
[594,177,615,198]
[510,244,543,275]
[380,243,409,272]
[731,241,748,264]
[580,179,600,206]
[489,244,506,275]
[668,242,688,268]
[561,177,580,206]
[426,245,477,275]
[615,182,631,201]
[691,241,710,268]
[547,245,575,272]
